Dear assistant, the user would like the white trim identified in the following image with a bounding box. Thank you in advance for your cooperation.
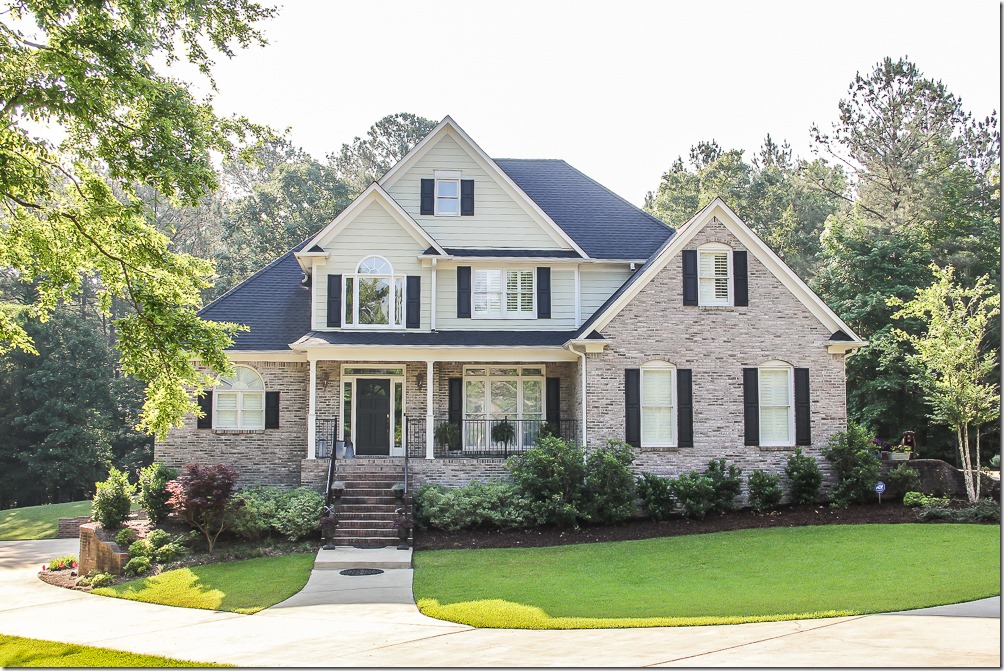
[574,264,581,327]
[433,175,461,217]
[697,242,733,307]
[827,340,869,354]
[307,359,317,459]
[758,360,795,448]
[378,116,589,258]
[225,350,306,362]
[294,344,579,363]
[338,364,407,457]
[430,258,438,330]
[472,266,536,319]
[418,255,647,265]
[213,365,266,431]
[343,255,407,329]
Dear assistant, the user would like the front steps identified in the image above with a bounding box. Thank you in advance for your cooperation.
[330,459,409,549]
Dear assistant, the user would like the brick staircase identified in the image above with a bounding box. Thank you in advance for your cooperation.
[331,459,408,549]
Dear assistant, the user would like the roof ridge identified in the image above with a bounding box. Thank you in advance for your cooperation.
[557,160,676,232]
[492,158,566,162]
[200,236,311,316]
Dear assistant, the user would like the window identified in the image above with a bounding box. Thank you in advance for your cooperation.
[473,268,535,318]
[698,244,732,306]
[463,366,545,449]
[435,171,460,216]
[759,362,794,446]
[640,361,675,447]
[344,256,405,328]
[215,366,265,429]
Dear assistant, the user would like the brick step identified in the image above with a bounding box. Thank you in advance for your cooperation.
[337,496,400,506]
[335,465,405,474]
[338,519,396,530]
[340,478,400,486]
[338,510,400,520]
[336,527,402,539]
[338,487,402,498]
[333,503,398,514]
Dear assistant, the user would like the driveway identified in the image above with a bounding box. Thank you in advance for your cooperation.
[1,540,999,667]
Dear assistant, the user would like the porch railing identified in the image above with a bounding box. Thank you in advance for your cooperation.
[315,418,338,458]
[406,417,578,459]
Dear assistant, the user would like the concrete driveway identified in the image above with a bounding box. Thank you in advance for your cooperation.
[0,539,999,667]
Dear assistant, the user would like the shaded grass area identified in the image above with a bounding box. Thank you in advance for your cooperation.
[0,501,92,541]
[414,524,1000,628]
[93,553,315,614]
[0,634,231,667]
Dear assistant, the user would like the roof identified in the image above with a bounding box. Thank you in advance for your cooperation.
[199,240,311,350]
[495,159,674,260]
[293,330,590,348]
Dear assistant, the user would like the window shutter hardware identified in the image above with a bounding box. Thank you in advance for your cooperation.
[406,276,421,328]
[677,369,693,448]
[794,368,811,446]
[420,179,435,215]
[457,266,472,318]
[682,250,698,305]
[733,250,749,307]
[327,274,342,327]
[625,369,641,448]
[743,368,759,446]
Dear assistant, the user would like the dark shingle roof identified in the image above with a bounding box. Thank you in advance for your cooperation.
[294,330,590,348]
[494,159,674,260]
[199,240,311,350]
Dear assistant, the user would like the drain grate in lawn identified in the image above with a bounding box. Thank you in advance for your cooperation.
[340,568,385,576]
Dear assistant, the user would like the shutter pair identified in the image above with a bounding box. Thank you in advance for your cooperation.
[682,250,748,306]
[421,179,475,215]
[624,369,693,448]
[456,266,551,318]
[197,391,280,429]
[327,275,421,328]
[743,368,811,446]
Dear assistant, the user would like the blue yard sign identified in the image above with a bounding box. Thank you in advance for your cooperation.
[875,481,886,494]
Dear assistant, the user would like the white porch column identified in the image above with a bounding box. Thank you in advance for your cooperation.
[307,358,317,459]
[425,359,435,459]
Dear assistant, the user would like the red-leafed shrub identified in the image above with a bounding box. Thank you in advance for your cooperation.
[166,464,239,554]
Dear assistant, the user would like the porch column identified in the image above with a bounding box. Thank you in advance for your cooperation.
[307,358,317,459]
[425,359,434,459]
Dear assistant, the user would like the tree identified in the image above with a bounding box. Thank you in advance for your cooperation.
[329,113,439,195]
[890,266,1000,502]
[1,0,277,437]
[167,463,240,554]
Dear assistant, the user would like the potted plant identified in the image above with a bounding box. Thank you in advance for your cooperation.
[434,422,461,452]
[318,507,339,550]
[393,507,413,550]
[491,418,516,449]
[890,444,912,461]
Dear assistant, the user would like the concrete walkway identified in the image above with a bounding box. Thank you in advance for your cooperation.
[0,539,999,667]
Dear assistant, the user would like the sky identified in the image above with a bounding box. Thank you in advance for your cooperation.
[194,0,1000,205]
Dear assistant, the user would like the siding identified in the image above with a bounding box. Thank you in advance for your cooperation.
[385,134,571,251]
[580,264,634,321]
[314,200,430,330]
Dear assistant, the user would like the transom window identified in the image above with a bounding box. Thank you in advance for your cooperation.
[698,244,732,306]
[473,268,535,318]
[215,366,265,430]
[640,361,675,447]
[759,361,794,446]
[463,366,545,450]
[344,255,405,328]
[435,171,461,216]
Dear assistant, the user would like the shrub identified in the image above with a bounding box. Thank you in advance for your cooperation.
[92,467,135,530]
[167,464,240,554]
[903,491,950,507]
[230,485,283,540]
[822,424,881,507]
[491,419,517,447]
[80,572,114,588]
[128,539,152,558]
[154,542,186,563]
[990,454,1001,469]
[580,441,637,525]
[145,528,171,549]
[636,473,675,521]
[44,555,77,571]
[667,472,716,520]
[123,556,151,576]
[748,470,783,513]
[917,499,1000,523]
[706,459,743,513]
[414,481,533,531]
[115,528,138,548]
[274,488,325,541]
[137,463,178,524]
[507,436,585,527]
[886,465,921,498]
[434,422,461,451]
[785,448,823,505]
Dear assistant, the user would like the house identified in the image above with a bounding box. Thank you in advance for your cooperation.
[156,116,866,502]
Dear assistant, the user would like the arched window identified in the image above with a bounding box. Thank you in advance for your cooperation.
[215,366,265,429]
[698,242,732,306]
[759,360,794,446]
[344,255,405,327]
[641,361,676,447]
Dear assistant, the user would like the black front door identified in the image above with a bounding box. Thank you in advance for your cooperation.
[356,378,390,455]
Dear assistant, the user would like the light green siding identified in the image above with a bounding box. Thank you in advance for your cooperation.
[435,265,577,330]
[580,265,634,321]
[384,134,571,251]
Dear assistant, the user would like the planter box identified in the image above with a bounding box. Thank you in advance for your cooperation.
[890,452,910,461]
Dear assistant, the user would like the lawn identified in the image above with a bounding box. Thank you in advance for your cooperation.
[0,501,92,541]
[0,634,230,667]
[414,524,1001,629]
[92,553,315,614]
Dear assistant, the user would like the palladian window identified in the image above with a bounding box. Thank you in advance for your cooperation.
[344,255,405,328]
[215,366,265,430]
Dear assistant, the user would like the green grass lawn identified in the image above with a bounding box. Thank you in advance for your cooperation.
[0,501,92,541]
[414,524,1001,629]
[0,633,231,667]
[92,553,315,614]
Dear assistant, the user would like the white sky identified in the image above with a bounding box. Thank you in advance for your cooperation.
[199,0,1001,205]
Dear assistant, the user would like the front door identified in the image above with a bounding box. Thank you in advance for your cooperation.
[356,378,390,455]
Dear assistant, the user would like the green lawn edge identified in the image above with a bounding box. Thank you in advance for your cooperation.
[0,501,92,541]
[0,633,232,667]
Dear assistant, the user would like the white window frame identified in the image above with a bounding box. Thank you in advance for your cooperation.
[343,255,406,329]
[758,361,795,447]
[698,243,733,307]
[214,365,265,430]
[472,267,536,319]
[640,361,676,448]
[434,170,461,216]
[462,366,547,450]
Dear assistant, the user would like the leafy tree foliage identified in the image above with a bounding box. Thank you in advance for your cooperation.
[167,463,239,554]
[329,113,439,194]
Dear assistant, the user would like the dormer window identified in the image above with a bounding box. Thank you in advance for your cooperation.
[344,255,405,328]
[698,243,732,306]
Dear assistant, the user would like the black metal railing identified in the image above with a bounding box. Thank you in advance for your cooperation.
[315,418,338,458]
[406,417,578,458]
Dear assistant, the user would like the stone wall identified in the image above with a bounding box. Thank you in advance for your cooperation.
[409,458,510,487]
[56,516,91,539]
[78,523,129,576]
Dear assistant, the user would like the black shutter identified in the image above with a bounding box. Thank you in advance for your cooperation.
[197,391,213,429]
[546,377,560,428]
[733,250,749,307]
[406,276,421,329]
[537,267,551,318]
[327,274,342,327]
[265,391,280,429]
[677,369,693,448]
[743,368,760,446]
[682,250,698,306]
[456,266,471,318]
[460,179,475,216]
[420,179,435,215]
[448,378,462,426]
[625,368,640,448]
[794,368,811,446]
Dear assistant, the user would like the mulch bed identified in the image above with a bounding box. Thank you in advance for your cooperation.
[414,502,922,551]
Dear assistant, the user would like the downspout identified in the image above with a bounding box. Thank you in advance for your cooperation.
[569,343,588,448]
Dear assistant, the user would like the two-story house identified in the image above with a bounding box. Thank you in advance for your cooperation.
[156,116,865,502]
